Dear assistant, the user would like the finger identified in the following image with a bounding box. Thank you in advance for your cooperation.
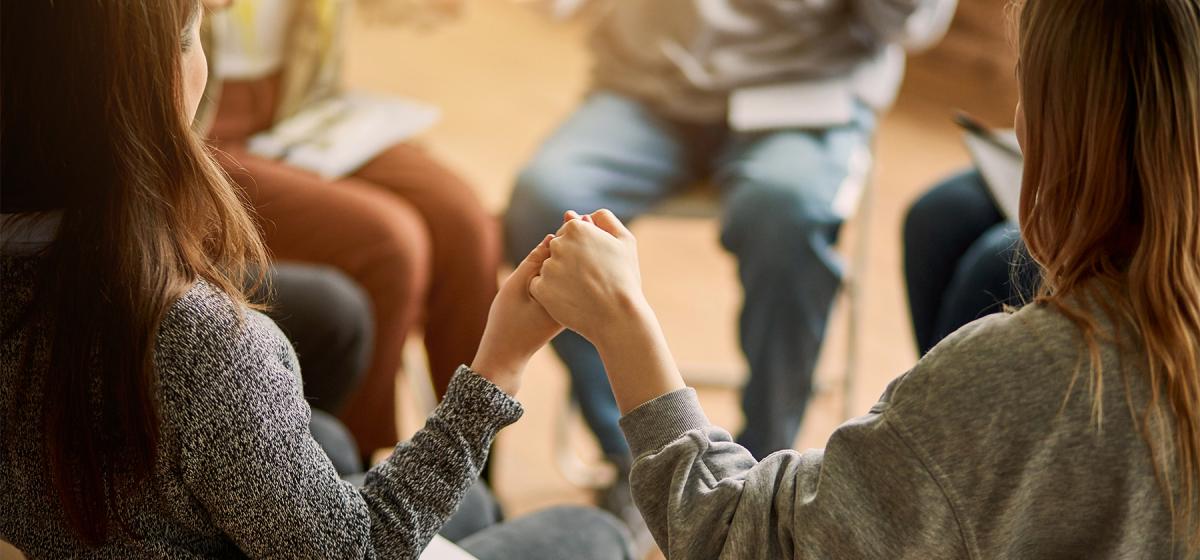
[589,209,634,240]
[554,218,587,238]
[514,237,553,277]
[529,274,545,301]
[563,210,581,223]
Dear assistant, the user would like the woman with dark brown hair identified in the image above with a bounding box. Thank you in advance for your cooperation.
[0,1,630,557]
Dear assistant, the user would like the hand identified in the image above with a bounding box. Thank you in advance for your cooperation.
[530,210,650,349]
[471,235,561,395]
[531,210,686,413]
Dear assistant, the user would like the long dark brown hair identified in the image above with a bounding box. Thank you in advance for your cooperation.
[1,0,268,544]
[1016,0,1200,549]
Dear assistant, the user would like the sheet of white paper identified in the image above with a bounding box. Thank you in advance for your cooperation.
[419,535,478,560]
[729,80,854,132]
[964,129,1023,225]
[247,92,441,179]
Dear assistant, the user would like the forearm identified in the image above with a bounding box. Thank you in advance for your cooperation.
[360,367,522,555]
[594,299,686,415]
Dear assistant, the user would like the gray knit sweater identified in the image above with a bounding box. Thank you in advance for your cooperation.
[621,301,1186,558]
[0,255,522,558]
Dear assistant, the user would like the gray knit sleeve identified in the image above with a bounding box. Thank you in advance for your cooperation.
[360,366,523,556]
[157,287,521,559]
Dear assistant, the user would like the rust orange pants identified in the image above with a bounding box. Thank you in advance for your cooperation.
[210,75,500,452]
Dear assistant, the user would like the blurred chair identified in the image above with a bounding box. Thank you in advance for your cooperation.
[555,144,876,489]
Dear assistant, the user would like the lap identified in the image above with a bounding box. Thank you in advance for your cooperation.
[716,109,876,223]
[511,91,699,217]
[218,149,432,274]
[715,110,875,252]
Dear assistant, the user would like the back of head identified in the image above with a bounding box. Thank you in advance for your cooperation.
[1015,0,1200,548]
[1,0,266,546]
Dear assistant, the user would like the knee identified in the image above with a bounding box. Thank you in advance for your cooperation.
[351,209,433,304]
[504,155,580,259]
[309,267,373,365]
[722,182,834,257]
[536,506,632,555]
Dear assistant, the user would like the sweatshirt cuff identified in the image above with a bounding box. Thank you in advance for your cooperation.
[619,388,710,457]
[435,366,525,435]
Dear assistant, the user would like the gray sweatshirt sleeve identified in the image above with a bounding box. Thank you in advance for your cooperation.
[159,301,520,559]
[619,387,967,559]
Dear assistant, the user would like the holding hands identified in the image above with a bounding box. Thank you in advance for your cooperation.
[474,208,684,411]
[530,210,649,348]
[471,235,561,395]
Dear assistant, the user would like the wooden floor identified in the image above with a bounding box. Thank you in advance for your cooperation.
[1,2,990,558]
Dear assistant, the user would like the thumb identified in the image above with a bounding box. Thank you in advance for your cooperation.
[589,209,634,241]
[528,274,546,302]
[513,235,553,279]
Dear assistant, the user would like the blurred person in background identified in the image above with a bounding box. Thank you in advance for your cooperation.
[200,0,501,458]
[504,0,959,530]
[903,168,1040,355]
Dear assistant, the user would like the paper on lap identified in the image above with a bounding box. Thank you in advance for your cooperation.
[420,535,478,560]
[247,92,441,179]
[964,129,1023,225]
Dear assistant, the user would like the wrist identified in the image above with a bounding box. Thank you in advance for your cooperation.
[594,294,659,355]
[469,353,526,396]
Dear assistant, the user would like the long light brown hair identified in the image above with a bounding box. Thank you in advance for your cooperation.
[1,0,268,544]
[1015,0,1200,548]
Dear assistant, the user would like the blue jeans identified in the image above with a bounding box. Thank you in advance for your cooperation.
[504,91,875,459]
[903,169,1040,355]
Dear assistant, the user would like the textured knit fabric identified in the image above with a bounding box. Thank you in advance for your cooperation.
[589,0,958,122]
[621,301,1186,558]
[0,254,522,559]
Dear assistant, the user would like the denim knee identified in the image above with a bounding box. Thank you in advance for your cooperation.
[721,182,838,266]
[504,159,580,263]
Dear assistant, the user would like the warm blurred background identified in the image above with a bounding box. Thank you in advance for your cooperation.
[0,1,1018,558]
[351,0,1017,554]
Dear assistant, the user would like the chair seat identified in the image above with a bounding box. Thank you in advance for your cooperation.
[651,183,723,219]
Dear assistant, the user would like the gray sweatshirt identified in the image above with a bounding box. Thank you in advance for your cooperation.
[621,302,1186,558]
[0,255,521,558]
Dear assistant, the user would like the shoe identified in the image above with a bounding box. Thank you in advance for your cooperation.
[598,455,656,557]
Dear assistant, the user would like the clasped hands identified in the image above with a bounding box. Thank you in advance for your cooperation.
[471,209,652,396]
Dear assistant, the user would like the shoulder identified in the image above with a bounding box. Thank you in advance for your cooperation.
[155,280,300,405]
[925,303,1079,380]
[883,303,1084,418]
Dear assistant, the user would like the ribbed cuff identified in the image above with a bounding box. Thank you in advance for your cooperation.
[619,388,710,457]
[436,365,525,433]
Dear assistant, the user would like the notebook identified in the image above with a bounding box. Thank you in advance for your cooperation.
[247,92,441,180]
[957,115,1024,224]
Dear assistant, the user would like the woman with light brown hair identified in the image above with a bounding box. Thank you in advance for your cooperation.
[526,0,1200,556]
[0,1,631,557]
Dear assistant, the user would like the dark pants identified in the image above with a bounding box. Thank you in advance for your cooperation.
[266,263,373,415]
[902,169,1040,355]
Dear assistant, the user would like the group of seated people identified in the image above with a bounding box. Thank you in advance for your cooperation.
[2,0,1199,557]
